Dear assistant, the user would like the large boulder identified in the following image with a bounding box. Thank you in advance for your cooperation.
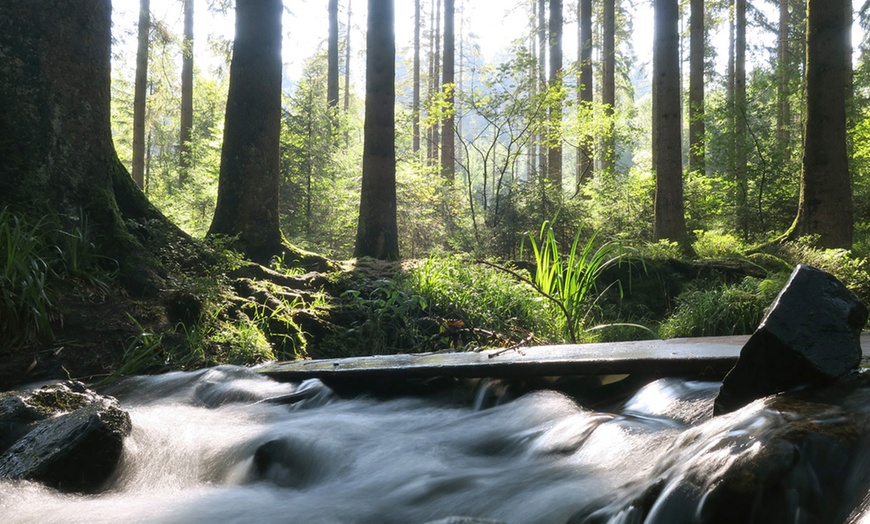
[0,381,131,492]
[714,265,867,414]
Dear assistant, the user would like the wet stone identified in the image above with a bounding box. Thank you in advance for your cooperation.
[0,382,131,493]
[714,265,868,415]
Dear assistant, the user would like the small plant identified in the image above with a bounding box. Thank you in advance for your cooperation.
[521,223,626,343]
[0,208,56,346]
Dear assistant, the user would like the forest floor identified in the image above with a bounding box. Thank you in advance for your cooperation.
[0,248,455,391]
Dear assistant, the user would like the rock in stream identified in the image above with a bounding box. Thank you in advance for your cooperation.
[714,264,868,414]
[0,381,131,493]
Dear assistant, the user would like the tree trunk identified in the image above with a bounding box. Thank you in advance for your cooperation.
[344,0,352,145]
[355,0,399,260]
[208,0,284,262]
[735,0,748,239]
[776,0,791,161]
[577,0,593,188]
[441,0,455,181]
[537,0,548,179]
[132,0,150,190]
[0,0,174,287]
[652,0,688,246]
[413,0,422,154]
[328,0,340,108]
[793,0,853,248]
[179,0,194,184]
[688,0,704,176]
[602,0,615,174]
[547,0,562,191]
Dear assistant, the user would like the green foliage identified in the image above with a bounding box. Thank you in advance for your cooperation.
[407,255,565,343]
[659,274,788,339]
[338,279,428,355]
[691,229,747,259]
[0,208,115,348]
[764,239,870,306]
[523,223,627,343]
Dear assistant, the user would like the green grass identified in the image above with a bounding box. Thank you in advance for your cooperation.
[521,223,628,343]
[659,274,788,338]
[0,207,115,348]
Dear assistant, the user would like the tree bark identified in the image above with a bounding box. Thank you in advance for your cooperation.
[793,0,853,248]
[735,0,748,238]
[547,0,563,191]
[132,0,150,190]
[355,0,399,260]
[179,0,194,183]
[441,0,455,181]
[344,0,352,145]
[776,0,791,160]
[328,0,340,108]
[0,0,175,290]
[208,0,284,262]
[537,0,548,179]
[413,0,422,154]
[688,0,704,176]
[577,0,593,188]
[602,0,615,174]
[652,0,688,245]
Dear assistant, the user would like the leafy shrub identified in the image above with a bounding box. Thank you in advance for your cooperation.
[659,274,788,339]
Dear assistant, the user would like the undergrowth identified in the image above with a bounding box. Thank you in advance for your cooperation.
[1,207,115,348]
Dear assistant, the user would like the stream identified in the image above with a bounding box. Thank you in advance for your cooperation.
[3,365,870,523]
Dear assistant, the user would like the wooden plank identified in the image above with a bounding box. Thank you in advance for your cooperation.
[257,333,870,382]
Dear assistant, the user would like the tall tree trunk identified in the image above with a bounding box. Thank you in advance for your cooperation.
[132,0,150,190]
[0,0,174,283]
[793,0,853,248]
[441,0,455,181]
[688,0,704,176]
[528,0,538,180]
[602,0,615,174]
[427,0,437,165]
[355,0,398,260]
[328,0,340,108]
[432,0,442,166]
[577,0,593,188]
[413,0,421,154]
[547,0,563,191]
[343,0,352,145]
[735,0,748,239]
[776,0,791,161]
[179,0,194,184]
[652,0,688,245]
[537,0,548,179]
[208,0,283,262]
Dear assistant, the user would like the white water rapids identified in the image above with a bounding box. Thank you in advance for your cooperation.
[2,365,870,523]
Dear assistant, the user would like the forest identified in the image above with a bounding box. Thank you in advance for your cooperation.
[0,0,869,387]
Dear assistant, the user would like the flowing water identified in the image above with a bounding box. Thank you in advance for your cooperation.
[3,365,870,523]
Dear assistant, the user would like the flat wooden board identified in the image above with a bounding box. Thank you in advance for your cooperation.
[257,334,870,382]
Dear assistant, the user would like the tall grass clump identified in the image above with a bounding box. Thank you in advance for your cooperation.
[522,223,626,343]
[0,208,115,348]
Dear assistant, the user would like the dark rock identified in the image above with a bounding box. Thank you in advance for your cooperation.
[0,382,131,493]
[714,265,867,415]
